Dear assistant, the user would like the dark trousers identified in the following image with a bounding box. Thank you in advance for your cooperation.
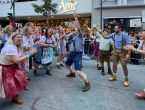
[99,50,112,74]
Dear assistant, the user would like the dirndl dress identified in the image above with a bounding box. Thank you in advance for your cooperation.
[0,54,28,98]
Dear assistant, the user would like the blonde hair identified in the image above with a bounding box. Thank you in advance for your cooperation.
[6,32,22,45]
[2,25,13,33]
[25,22,33,27]
[22,26,29,36]
[6,32,23,55]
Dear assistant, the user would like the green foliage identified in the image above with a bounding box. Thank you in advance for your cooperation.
[32,0,58,16]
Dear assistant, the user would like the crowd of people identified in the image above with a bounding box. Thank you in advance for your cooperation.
[0,13,145,105]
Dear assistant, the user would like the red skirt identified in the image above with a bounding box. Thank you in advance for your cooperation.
[1,64,28,98]
[93,44,99,56]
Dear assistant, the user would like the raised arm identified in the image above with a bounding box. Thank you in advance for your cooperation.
[73,13,81,30]
[66,32,76,40]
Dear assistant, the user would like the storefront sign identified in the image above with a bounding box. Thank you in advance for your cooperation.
[130,19,142,27]
[59,0,78,14]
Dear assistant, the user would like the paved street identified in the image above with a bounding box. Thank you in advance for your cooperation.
[0,58,145,110]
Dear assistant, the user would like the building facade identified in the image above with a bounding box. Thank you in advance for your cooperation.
[0,0,91,27]
[92,0,145,32]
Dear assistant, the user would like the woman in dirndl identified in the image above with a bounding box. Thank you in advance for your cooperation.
[38,28,57,76]
[32,27,45,76]
[56,26,66,69]
[22,26,34,79]
[91,27,101,70]
[0,32,36,104]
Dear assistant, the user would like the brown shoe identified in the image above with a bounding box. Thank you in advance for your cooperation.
[12,95,23,105]
[82,81,91,92]
[135,92,145,99]
[33,70,39,76]
[46,69,52,76]
[66,72,76,77]
[108,73,117,81]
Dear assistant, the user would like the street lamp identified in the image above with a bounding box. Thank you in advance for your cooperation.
[100,0,103,30]
[10,0,16,27]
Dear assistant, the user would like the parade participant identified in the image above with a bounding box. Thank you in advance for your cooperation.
[0,32,36,104]
[32,27,43,76]
[91,26,101,70]
[0,25,13,52]
[25,22,34,29]
[22,26,34,79]
[55,26,66,69]
[129,30,145,99]
[56,26,66,69]
[97,30,113,76]
[84,29,91,54]
[129,32,140,65]
[65,13,90,92]
[105,24,131,87]
[32,27,41,42]
[38,27,57,76]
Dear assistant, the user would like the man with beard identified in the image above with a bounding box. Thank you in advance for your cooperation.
[106,24,131,87]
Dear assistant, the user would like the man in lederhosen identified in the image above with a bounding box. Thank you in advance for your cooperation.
[106,24,131,87]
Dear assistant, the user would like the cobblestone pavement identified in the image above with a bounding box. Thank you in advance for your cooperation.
[0,58,145,110]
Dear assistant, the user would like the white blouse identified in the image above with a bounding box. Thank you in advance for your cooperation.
[1,44,18,56]
[23,36,34,47]
[0,44,18,65]
[139,40,145,50]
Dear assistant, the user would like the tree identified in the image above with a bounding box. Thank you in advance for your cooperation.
[32,0,58,26]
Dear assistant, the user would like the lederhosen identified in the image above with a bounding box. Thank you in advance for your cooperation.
[112,34,129,65]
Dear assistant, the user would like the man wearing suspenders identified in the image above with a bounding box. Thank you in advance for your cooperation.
[65,13,90,92]
[106,24,131,87]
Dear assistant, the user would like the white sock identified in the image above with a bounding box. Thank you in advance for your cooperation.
[57,63,60,65]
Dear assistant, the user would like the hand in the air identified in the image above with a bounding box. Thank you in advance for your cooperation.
[73,13,79,18]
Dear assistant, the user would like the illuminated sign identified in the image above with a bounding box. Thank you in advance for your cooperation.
[59,0,78,14]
